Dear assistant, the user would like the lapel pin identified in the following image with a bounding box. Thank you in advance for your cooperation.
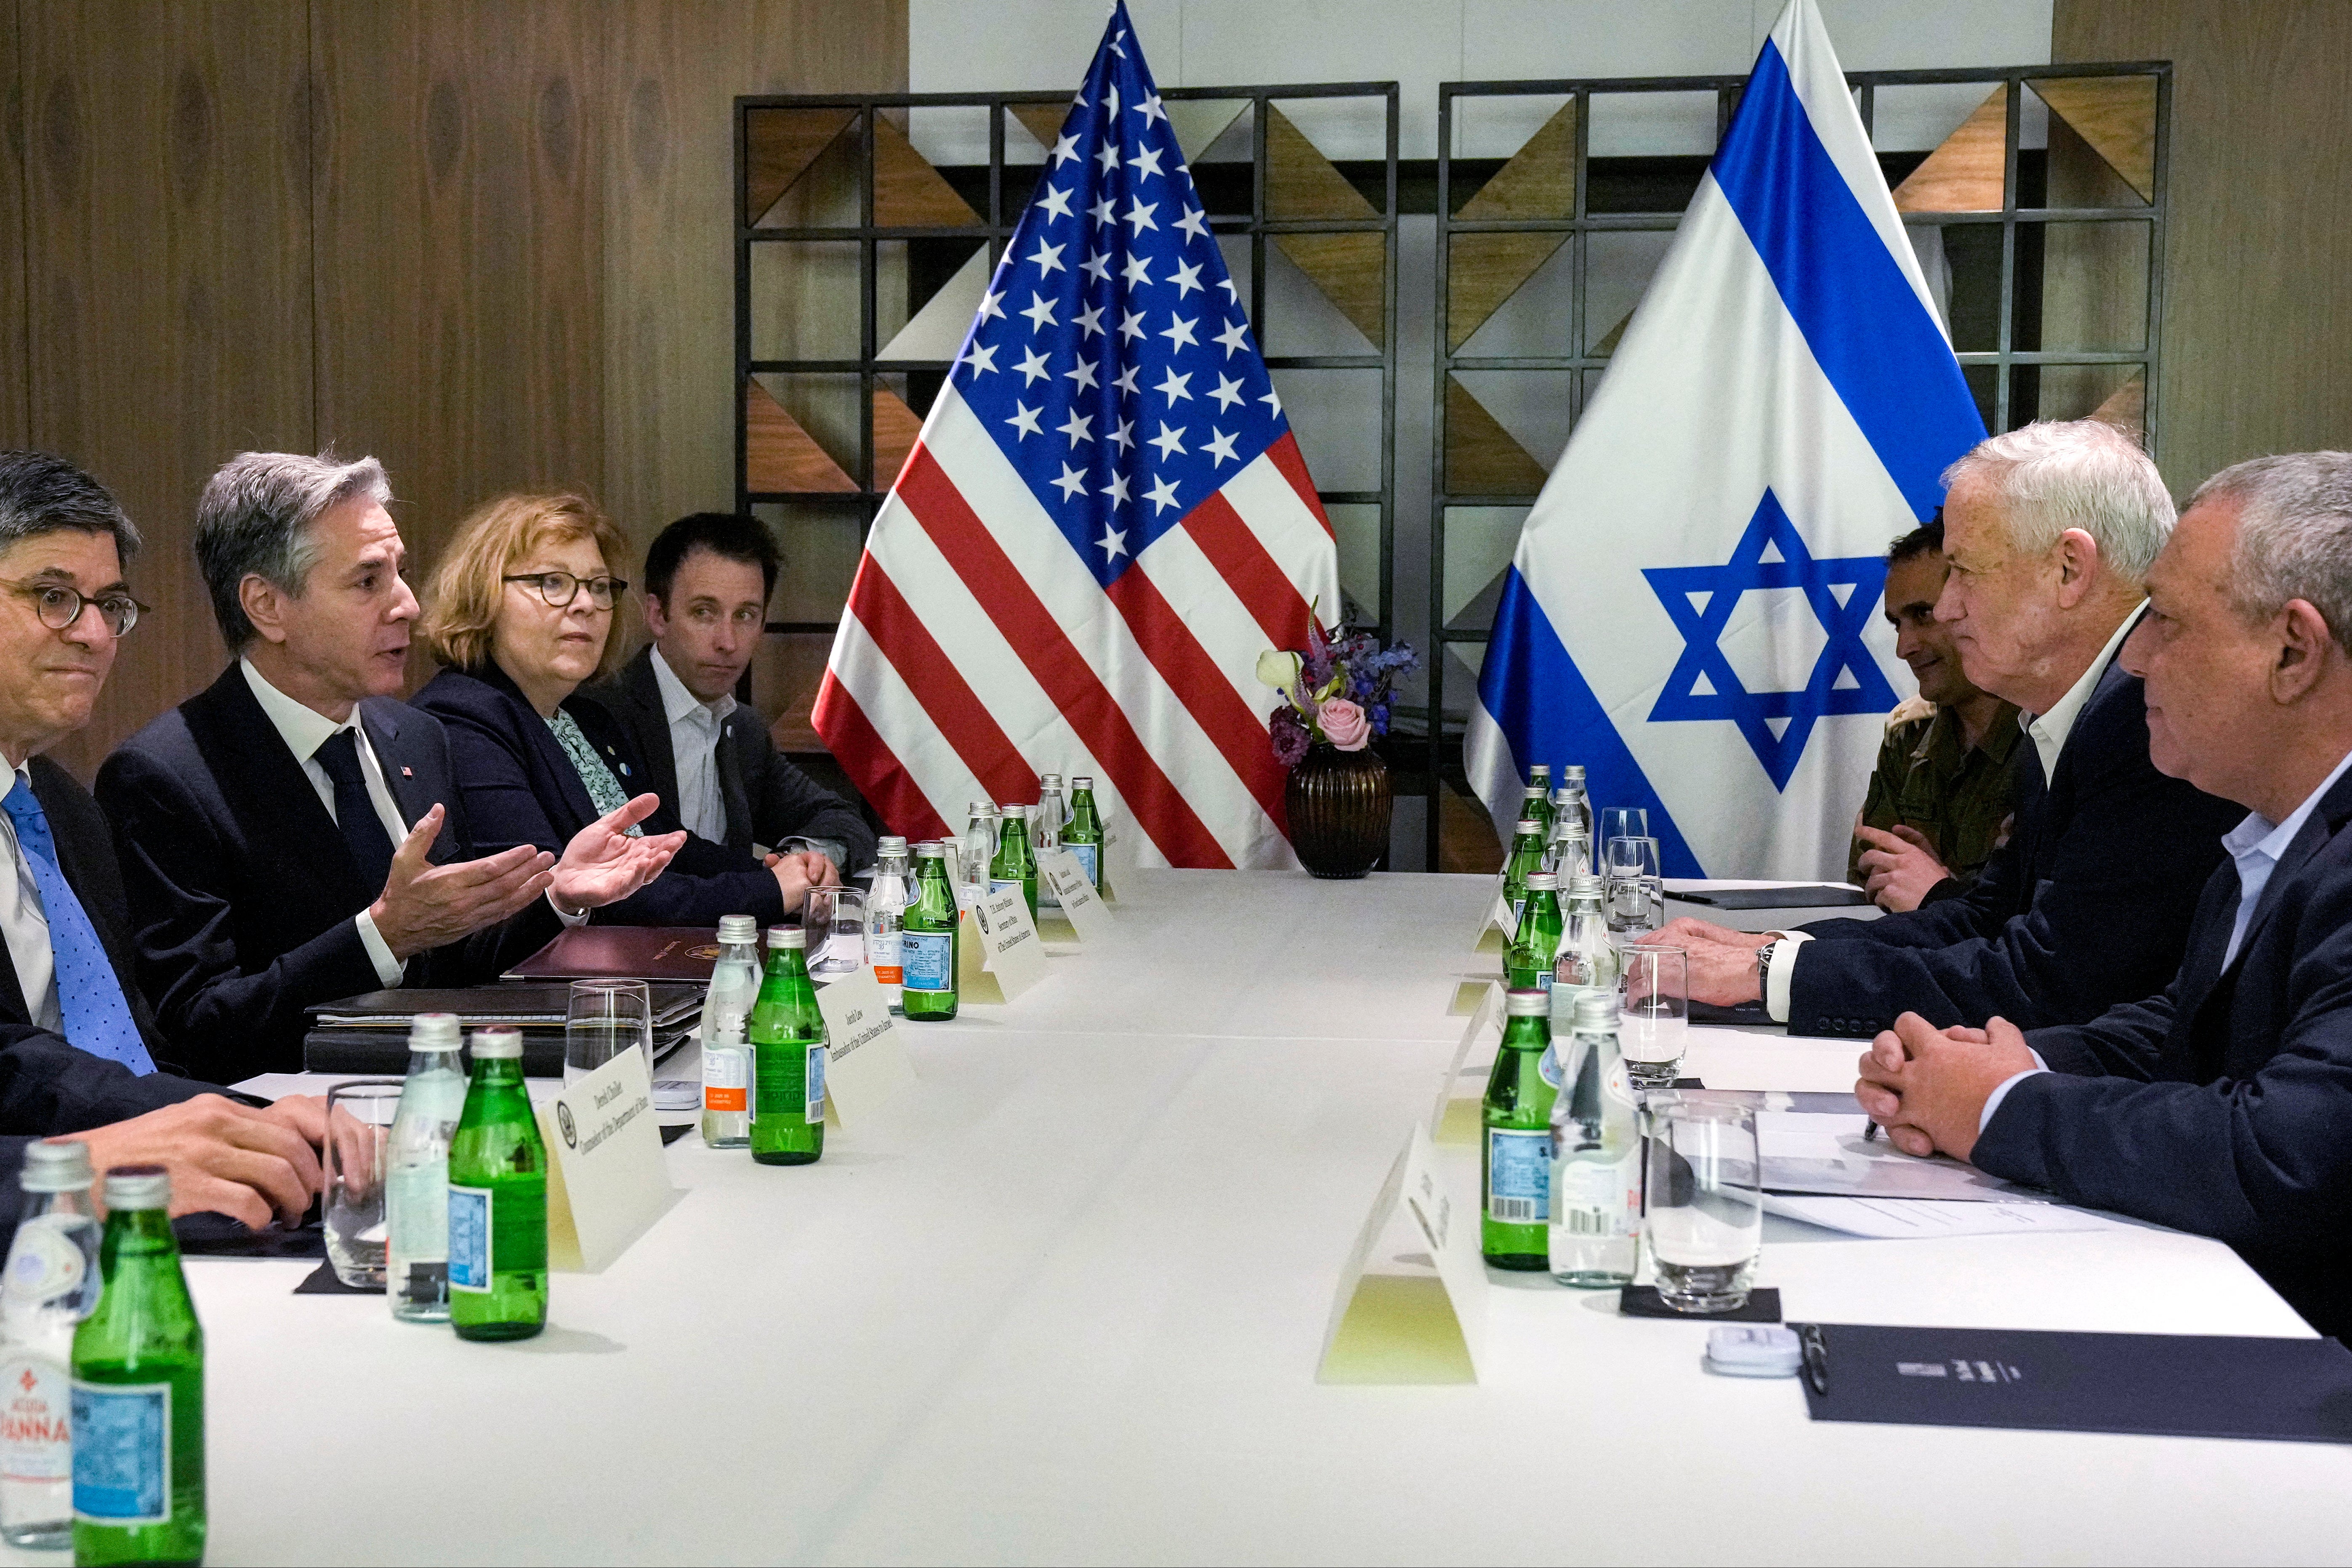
[400,766,413,777]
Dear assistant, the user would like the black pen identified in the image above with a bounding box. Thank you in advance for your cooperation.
[1863,1119,1881,1143]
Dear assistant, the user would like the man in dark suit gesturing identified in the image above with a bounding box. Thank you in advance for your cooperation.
[0,451,331,1232]
[99,453,682,1080]
[1661,419,2242,1036]
[583,512,874,880]
[1859,452,2352,1339]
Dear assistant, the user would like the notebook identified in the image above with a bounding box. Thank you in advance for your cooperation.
[500,927,728,982]
[307,983,703,1030]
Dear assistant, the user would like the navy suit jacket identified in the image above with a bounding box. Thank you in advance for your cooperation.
[1786,644,2242,1036]
[96,664,560,1081]
[0,757,171,1068]
[1975,765,2352,1341]
[580,647,875,873]
[410,662,786,927]
[0,1022,229,1240]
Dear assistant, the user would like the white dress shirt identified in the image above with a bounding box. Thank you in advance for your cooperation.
[0,758,61,1033]
[649,647,735,844]
[1764,602,2150,1024]
[241,660,412,988]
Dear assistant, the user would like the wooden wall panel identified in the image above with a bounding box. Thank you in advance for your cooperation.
[600,0,909,592]
[21,0,314,781]
[311,0,608,624]
[2054,0,2352,492]
[1,0,28,451]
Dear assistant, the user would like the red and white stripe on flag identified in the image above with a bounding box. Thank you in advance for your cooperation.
[814,384,1339,869]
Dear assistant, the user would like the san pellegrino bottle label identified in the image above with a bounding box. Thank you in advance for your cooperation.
[902,931,953,991]
[804,1045,828,1125]
[1484,1129,1549,1225]
[447,1187,492,1292]
[69,1382,168,1525]
[1068,843,1099,885]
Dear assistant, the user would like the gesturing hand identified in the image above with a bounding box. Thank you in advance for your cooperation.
[1856,824,1953,913]
[550,794,686,915]
[1853,1012,2033,1163]
[370,805,557,959]
[61,1095,325,1228]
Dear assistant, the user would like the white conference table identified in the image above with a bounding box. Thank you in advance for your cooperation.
[120,872,2350,1565]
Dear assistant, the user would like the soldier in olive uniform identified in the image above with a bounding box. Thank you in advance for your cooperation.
[1850,518,2022,911]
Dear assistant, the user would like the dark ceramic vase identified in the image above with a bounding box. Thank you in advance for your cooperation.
[1286,745,1392,879]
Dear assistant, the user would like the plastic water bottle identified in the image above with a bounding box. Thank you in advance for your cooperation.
[866,837,911,1014]
[0,1142,101,1549]
[385,1013,468,1323]
[701,915,762,1148]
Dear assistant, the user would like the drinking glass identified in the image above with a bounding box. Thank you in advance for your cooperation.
[1604,834,1664,936]
[1618,943,1689,1088]
[323,1079,403,1289]
[1599,807,1649,847]
[567,977,652,1086]
[1642,1095,1762,1313]
[806,887,867,976]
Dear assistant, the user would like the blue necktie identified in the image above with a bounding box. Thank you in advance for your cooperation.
[314,729,396,894]
[1,775,157,1074]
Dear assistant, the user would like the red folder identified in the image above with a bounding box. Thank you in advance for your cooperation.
[502,927,724,982]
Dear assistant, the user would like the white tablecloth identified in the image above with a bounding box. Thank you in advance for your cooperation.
[168,872,2343,1565]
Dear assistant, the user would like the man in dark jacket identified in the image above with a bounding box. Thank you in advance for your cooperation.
[0,451,325,1228]
[1858,451,2352,1340]
[582,512,874,880]
[98,452,679,1079]
[1663,419,2242,1037]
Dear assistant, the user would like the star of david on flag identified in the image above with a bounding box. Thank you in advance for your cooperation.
[815,1,1340,870]
[1463,0,1986,879]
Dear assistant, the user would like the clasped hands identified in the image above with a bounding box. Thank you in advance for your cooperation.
[370,795,685,958]
[1854,1012,2038,1164]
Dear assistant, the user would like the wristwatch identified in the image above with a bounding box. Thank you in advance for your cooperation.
[1753,932,1788,1003]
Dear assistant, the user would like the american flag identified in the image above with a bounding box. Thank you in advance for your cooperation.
[813,1,1341,869]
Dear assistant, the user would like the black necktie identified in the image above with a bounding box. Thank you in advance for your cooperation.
[314,728,396,894]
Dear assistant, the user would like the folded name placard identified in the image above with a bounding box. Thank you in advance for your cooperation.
[1430,983,1502,1147]
[956,885,1047,1003]
[536,1047,681,1273]
[1469,873,1514,956]
[1319,1121,1485,1385]
[1035,848,1113,940]
[810,967,916,1126]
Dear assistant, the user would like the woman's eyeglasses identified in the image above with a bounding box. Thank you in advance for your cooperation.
[503,571,627,610]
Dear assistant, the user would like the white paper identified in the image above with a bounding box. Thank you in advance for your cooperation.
[1762,1193,2132,1239]
[970,883,1048,999]
[539,1047,680,1273]
[1756,1111,2042,1202]
[1035,848,1113,939]
[811,967,917,1126]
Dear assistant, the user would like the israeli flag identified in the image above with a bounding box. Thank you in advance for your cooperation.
[1464,0,1986,879]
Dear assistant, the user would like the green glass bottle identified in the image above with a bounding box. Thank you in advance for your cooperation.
[901,842,960,1023]
[1504,870,1566,992]
[748,926,827,1164]
[71,1166,203,1567]
[1501,816,1546,932]
[1481,989,1557,1271]
[447,1028,548,1342]
[1062,775,1105,890]
[989,801,1039,920]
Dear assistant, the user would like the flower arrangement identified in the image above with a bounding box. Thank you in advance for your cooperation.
[1257,619,1419,769]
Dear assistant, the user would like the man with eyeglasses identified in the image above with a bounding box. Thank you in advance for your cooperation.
[0,450,336,1236]
[581,512,874,881]
[97,452,685,1080]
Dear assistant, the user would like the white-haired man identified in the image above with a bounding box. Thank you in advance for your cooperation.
[1860,452,2352,1341]
[1663,419,2243,1036]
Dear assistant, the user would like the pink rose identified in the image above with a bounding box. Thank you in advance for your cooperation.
[1318,697,1370,751]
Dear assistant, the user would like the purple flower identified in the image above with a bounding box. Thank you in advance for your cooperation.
[1269,704,1311,768]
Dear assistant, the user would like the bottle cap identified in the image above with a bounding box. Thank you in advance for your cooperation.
[1072,775,1094,789]
[1530,764,1551,779]
[915,841,948,860]
[1564,764,1586,782]
[471,1028,524,1060]
[1551,786,1573,804]
[1569,872,1606,898]
[1573,991,1620,1033]
[409,1011,462,1050]
[997,802,1028,816]
[101,1164,170,1210]
[1504,988,1550,1018]
[1525,871,1559,890]
[717,914,759,943]
[1514,818,1541,834]
[768,925,808,949]
[876,836,907,857]
[1039,773,1063,789]
[21,1140,93,1194]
